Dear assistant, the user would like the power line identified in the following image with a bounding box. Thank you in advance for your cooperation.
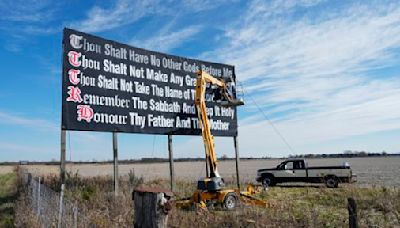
[238,81,296,154]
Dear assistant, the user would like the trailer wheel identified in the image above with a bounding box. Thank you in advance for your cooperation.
[325,176,338,188]
[223,193,237,210]
[262,176,275,187]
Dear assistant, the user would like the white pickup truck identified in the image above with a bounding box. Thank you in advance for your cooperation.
[256,159,356,188]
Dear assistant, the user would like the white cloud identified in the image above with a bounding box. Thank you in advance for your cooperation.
[131,25,202,52]
[211,2,400,82]
[0,0,60,37]
[21,26,59,35]
[0,111,58,132]
[182,0,400,156]
[0,0,54,22]
[0,142,56,154]
[181,0,240,12]
[69,0,212,53]
[0,110,103,143]
[70,0,162,33]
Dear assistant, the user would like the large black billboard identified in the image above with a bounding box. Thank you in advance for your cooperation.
[62,28,238,136]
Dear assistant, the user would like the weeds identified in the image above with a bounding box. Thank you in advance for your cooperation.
[128,169,144,190]
[10,170,400,227]
[0,172,18,228]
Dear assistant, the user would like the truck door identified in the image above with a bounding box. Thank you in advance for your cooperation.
[293,160,307,181]
[274,161,296,182]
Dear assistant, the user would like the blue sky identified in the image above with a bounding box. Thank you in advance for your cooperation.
[1,0,400,161]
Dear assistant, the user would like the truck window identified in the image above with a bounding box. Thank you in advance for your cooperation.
[294,161,304,169]
[285,162,293,170]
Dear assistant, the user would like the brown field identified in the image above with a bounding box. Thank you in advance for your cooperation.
[2,158,399,227]
[1,157,399,186]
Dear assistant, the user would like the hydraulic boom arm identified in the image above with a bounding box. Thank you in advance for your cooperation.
[175,71,269,210]
[194,70,240,178]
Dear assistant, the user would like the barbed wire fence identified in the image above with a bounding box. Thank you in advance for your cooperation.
[22,172,91,228]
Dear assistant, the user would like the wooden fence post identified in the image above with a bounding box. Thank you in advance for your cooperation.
[37,177,41,216]
[73,206,78,228]
[348,197,358,228]
[133,187,173,228]
[58,184,65,228]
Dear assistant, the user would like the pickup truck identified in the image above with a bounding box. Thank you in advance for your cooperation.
[256,159,356,188]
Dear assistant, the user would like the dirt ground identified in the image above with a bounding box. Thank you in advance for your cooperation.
[1,157,399,186]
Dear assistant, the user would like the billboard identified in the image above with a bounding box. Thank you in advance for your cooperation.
[62,28,238,136]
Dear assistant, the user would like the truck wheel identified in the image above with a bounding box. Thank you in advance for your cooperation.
[325,176,338,188]
[262,176,275,187]
[223,193,237,210]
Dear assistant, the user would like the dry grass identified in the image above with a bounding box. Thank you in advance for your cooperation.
[0,172,18,228]
[10,169,400,228]
[169,184,400,227]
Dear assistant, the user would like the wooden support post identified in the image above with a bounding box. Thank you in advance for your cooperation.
[133,187,173,228]
[113,132,119,196]
[348,197,358,228]
[167,135,175,192]
[233,136,241,189]
[60,130,66,184]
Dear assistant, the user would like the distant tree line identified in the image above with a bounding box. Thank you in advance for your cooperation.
[0,156,264,165]
[1,150,398,165]
[288,150,399,159]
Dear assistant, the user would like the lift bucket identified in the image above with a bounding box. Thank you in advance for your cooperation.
[219,99,244,107]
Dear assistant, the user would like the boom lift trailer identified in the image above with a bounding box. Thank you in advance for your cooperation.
[175,71,268,210]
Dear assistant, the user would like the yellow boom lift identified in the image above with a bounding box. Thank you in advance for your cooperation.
[176,70,267,210]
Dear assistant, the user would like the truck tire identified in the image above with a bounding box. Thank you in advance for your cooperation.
[262,176,275,187]
[223,193,237,210]
[325,176,339,188]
